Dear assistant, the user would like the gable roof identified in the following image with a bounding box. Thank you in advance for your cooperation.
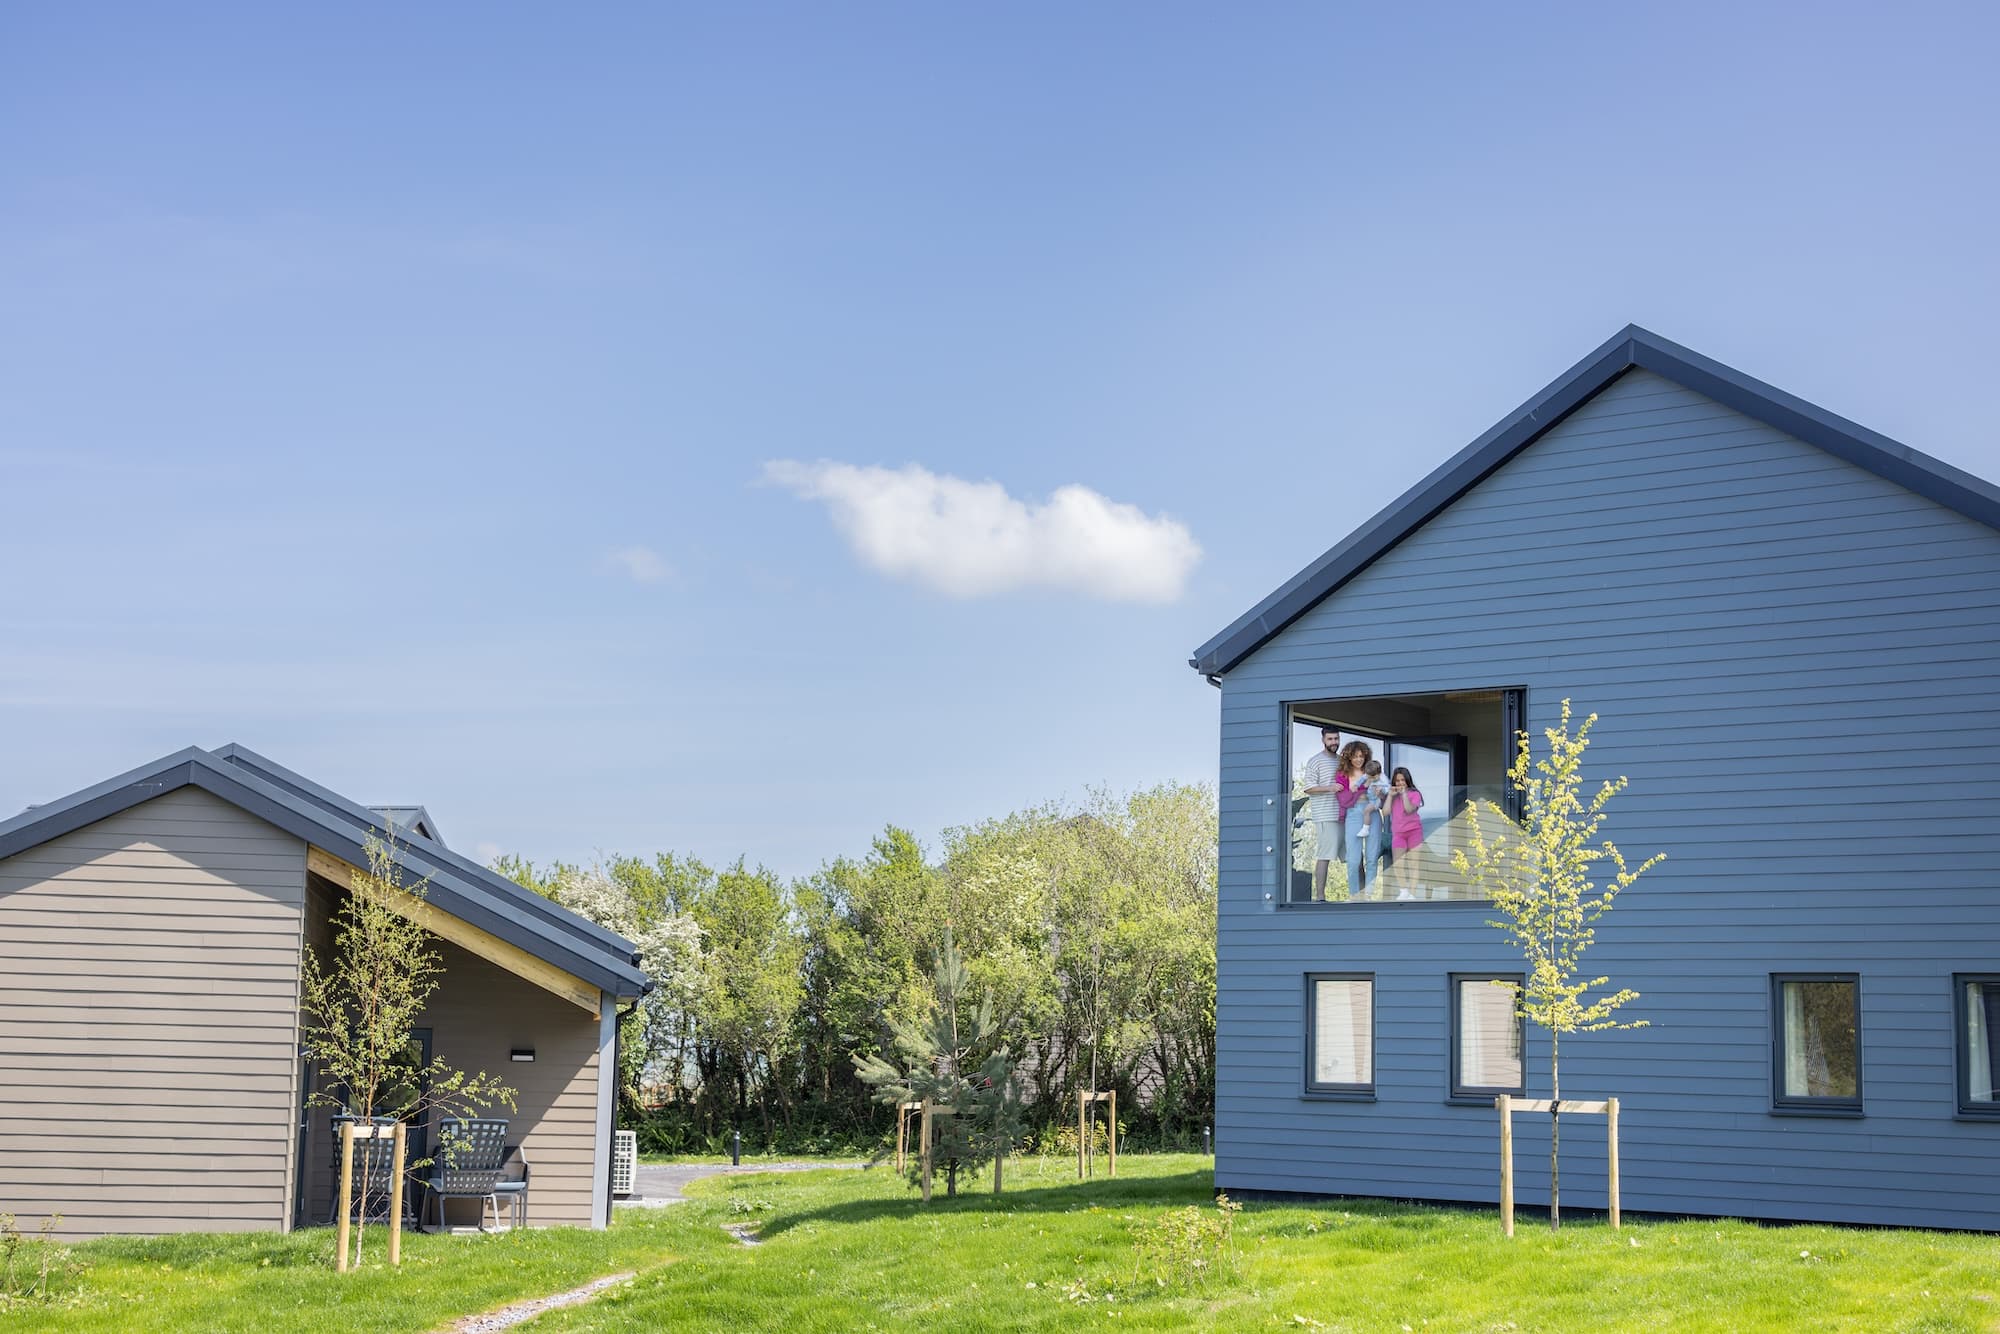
[372,805,443,844]
[1190,324,2000,679]
[0,745,650,1001]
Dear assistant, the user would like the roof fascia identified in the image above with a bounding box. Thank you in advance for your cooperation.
[0,748,648,999]
[1191,325,2000,677]
[1190,327,1641,677]
[211,743,638,963]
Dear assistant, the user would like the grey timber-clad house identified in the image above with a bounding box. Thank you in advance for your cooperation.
[1191,326,2000,1229]
[0,744,649,1237]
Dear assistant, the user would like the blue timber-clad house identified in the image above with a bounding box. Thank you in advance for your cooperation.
[1190,325,2000,1229]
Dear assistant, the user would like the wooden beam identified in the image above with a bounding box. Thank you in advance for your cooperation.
[1510,1098,1610,1115]
[308,846,601,1017]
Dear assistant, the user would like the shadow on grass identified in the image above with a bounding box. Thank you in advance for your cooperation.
[753,1168,1221,1239]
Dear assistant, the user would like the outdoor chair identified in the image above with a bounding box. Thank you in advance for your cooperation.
[421,1118,511,1231]
[327,1114,407,1225]
[490,1143,532,1228]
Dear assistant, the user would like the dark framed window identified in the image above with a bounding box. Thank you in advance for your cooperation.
[1955,975,2000,1117]
[1772,974,1862,1112]
[1451,974,1525,1099]
[1305,974,1374,1097]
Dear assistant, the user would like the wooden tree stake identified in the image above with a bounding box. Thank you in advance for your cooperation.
[387,1120,408,1265]
[1607,1098,1621,1229]
[919,1098,934,1203]
[336,1120,356,1272]
[1108,1090,1117,1178]
[1496,1095,1622,1236]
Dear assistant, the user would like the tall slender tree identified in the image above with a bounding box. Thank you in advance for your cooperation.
[1452,701,1664,1230]
[299,836,515,1266]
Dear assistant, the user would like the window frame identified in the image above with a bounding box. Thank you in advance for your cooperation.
[1449,972,1526,1102]
[1277,688,1525,908]
[1954,973,2000,1119]
[1303,972,1376,1100]
[1770,973,1863,1116]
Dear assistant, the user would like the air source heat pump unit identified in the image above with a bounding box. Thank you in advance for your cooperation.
[612,1130,636,1198]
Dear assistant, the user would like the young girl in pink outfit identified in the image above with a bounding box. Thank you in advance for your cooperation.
[1386,767,1425,900]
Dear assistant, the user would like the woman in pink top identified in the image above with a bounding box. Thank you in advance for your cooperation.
[1386,767,1425,900]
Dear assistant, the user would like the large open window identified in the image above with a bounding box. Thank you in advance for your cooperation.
[1772,975,1862,1113]
[1285,688,1522,904]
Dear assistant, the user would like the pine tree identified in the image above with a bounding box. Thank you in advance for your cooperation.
[851,929,1020,1197]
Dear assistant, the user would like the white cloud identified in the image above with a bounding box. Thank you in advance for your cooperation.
[605,545,671,583]
[762,460,1200,602]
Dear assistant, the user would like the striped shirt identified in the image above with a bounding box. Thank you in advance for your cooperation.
[1303,750,1346,823]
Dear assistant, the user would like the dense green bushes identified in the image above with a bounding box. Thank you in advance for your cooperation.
[496,783,1216,1155]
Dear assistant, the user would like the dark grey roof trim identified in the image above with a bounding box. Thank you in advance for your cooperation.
[373,805,443,845]
[0,747,649,1001]
[1190,324,2000,678]
[211,744,637,963]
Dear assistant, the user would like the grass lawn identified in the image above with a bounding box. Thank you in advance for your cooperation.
[9,1154,1999,1332]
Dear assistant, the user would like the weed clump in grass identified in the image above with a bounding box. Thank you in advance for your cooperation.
[0,1212,85,1309]
[1131,1193,1241,1292]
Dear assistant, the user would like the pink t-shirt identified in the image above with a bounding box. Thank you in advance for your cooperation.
[1334,771,1361,819]
[1388,788,1424,845]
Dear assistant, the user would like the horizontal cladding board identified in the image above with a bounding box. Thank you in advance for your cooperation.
[0,1080,292,1112]
[0,893,303,921]
[0,1096,298,1128]
[0,973,296,997]
[0,1056,292,1088]
[0,923,304,950]
[0,1010,298,1035]
[0,1177,290,1201]
[0,1199,286,1220]
[0,949,299,979]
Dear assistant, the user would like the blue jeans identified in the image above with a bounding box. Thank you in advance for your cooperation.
[1345,819,1375,897]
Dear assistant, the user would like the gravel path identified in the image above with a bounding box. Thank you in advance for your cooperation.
[439,1161,857,1331]
[448,1272,636,1332]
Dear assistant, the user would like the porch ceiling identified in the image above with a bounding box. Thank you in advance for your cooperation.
[307,846,602,1018]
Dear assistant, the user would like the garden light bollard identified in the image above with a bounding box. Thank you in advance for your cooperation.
[731,1130,741,1166]
[1204,1126,1212,1156]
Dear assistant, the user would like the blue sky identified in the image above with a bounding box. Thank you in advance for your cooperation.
[3,4,1996,877]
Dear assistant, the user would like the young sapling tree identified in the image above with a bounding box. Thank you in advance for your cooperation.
[1452,700,1663,1230]
[299,836,516,1266]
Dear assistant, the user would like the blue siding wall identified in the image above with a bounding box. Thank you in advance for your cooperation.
[1214,368,2000,1228]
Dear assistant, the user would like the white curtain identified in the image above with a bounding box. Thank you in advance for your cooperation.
[1314,980,1372,1086]
[1459,979,1521,1090]
[1970,983,1995,1103]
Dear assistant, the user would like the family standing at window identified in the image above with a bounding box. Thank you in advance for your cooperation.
[1302,725,1424,901]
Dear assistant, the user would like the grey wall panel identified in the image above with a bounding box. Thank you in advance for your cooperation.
[0,788,306,1237]
[1212,369,2000,1229]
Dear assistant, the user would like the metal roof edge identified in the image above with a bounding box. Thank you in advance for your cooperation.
[1190,325,2000,677]
[0,746,648,998]
[210,743,640,963]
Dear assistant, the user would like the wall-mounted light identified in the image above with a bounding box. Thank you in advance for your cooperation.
[510,1048,536,1063]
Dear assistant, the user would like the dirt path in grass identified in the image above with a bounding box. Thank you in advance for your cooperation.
[447,1271,637,1332]
[443,1162,854,1330]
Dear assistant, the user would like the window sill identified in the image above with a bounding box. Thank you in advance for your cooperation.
[1769,1105,1865,1119]
[1447,1095,1521,1107]
[1955,1110,2000,1123]
[1275,899,1491,910]
[1300,1091,1376,1103]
